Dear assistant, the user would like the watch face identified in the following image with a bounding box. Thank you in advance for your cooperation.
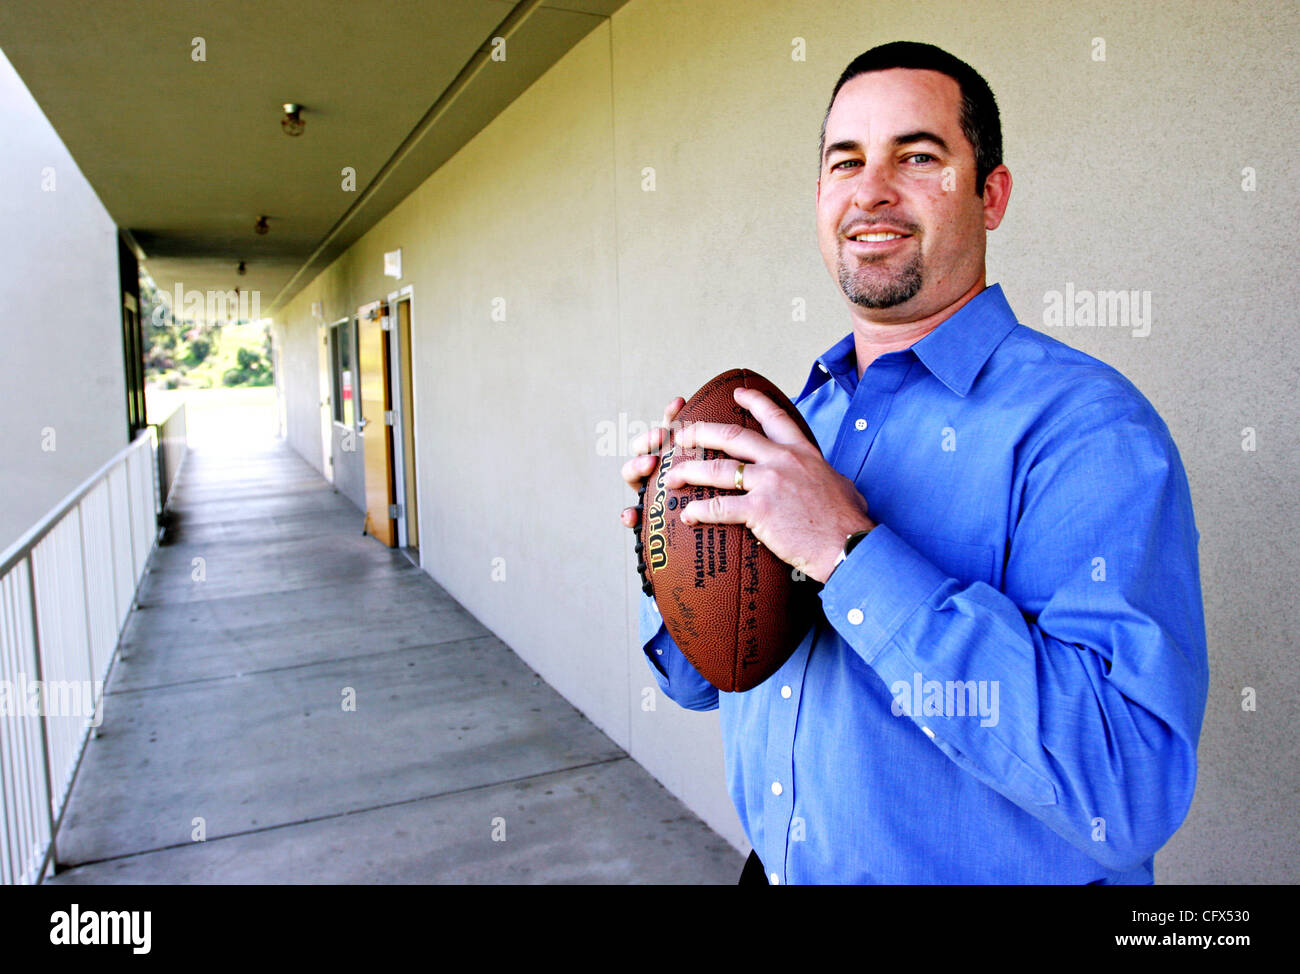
[845,529,871,555]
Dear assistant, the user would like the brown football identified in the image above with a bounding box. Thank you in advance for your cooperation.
[636,369,821,692]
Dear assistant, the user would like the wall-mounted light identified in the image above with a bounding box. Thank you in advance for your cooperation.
[281,103,305,137]
[237,260,247,276]
[255,216,269,235]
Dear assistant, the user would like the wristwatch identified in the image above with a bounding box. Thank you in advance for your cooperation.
[829,526,874,579]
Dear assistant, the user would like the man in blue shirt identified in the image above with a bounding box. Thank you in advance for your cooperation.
[619,42,1208,884]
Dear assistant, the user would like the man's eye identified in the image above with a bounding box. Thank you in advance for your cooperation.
[907,153,937,164]
[830,159,860,171]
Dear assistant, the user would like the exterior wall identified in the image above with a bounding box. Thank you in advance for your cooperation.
[0,47,127,551]
[272,316,326,477]
[274,1,1300,882]
[330,423,365,513]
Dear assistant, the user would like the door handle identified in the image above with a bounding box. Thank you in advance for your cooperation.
[358,416,369,430]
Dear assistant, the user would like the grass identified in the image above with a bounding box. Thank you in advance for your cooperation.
[147,386,280,450]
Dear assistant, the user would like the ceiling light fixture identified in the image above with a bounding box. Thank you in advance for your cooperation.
[281,102,305,136]
[255,216,269,235]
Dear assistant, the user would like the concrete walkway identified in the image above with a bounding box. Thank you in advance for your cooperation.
[48,432,740,884]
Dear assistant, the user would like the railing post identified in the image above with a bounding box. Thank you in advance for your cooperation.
[24,554,59,881]
[151,424,164,517]
[76,504,100,740]
[149,429,163,531]
[125,450,138,604]
[104,470,126,662]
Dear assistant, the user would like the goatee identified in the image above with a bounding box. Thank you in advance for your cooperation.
[838,250,923,309]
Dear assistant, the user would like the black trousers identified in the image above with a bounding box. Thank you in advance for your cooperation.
[739,849,769,885]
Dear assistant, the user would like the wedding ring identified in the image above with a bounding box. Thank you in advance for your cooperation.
[734,462,746,491]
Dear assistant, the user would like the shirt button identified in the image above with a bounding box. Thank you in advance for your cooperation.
[922,726,936,739]
[655,649,663,655]
[847,608,864,625]
[771,781,783,796]
[781,685,792,698]
[769,872,781,884]
[818,363,828,374]
[854,418,868,431]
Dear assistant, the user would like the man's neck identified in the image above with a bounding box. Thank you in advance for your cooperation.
[850,277,987,378]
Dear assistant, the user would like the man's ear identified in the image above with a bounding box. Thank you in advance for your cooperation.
[982,165,1012,231]
[816,176,821,203]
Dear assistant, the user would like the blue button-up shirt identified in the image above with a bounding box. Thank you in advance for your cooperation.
[640,284,1208,884]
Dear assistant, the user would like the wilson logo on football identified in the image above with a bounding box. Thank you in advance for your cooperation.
[645,451,673,574]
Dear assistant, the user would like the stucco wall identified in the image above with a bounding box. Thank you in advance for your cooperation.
[0,47,127,551]
[272,316,325,477]
[274,0,1299,883]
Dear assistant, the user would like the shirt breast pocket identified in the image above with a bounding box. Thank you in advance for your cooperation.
[893,530,997,588]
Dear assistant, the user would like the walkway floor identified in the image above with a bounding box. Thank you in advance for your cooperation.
[48,425,740,884]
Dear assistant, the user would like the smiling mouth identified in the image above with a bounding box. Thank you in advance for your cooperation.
[847,231,909,242]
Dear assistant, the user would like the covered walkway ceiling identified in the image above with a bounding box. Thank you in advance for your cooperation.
[0,0,624,311]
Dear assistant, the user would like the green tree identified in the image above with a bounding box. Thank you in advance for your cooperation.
[223,345,272,386]
[186,336,212,365]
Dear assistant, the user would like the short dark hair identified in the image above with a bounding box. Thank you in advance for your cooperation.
[819,41,1002,195]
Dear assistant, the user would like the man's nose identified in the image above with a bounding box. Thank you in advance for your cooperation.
[851,157,899,211]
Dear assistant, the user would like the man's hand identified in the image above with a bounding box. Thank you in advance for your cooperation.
[663,386,874,583]
[619,396,685,529]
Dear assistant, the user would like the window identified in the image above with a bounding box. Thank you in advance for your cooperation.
[330,319,356,427]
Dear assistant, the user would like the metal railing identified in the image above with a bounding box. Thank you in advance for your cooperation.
[0,419,180,884]
[153,404,187,513]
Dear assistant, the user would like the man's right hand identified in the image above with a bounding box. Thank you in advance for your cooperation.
[619,397,685,529]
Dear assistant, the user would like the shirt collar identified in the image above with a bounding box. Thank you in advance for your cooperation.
[798,284,1020,401]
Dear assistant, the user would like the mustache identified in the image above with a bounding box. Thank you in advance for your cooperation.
[839,215,921,235]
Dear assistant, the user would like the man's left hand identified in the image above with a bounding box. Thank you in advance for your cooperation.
[663,386,875,584]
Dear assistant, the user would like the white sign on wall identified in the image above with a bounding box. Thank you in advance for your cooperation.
[384,249,402,280]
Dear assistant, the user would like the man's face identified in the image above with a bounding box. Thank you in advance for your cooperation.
[817,68,997,321]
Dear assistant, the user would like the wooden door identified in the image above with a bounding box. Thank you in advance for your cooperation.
[317,322,333,481]
[357,301,395,546]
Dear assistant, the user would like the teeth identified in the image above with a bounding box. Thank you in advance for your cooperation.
[852,232,903,242]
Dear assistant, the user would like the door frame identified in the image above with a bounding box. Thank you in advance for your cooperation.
[386,284,419,561]
[319,318,347,482]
